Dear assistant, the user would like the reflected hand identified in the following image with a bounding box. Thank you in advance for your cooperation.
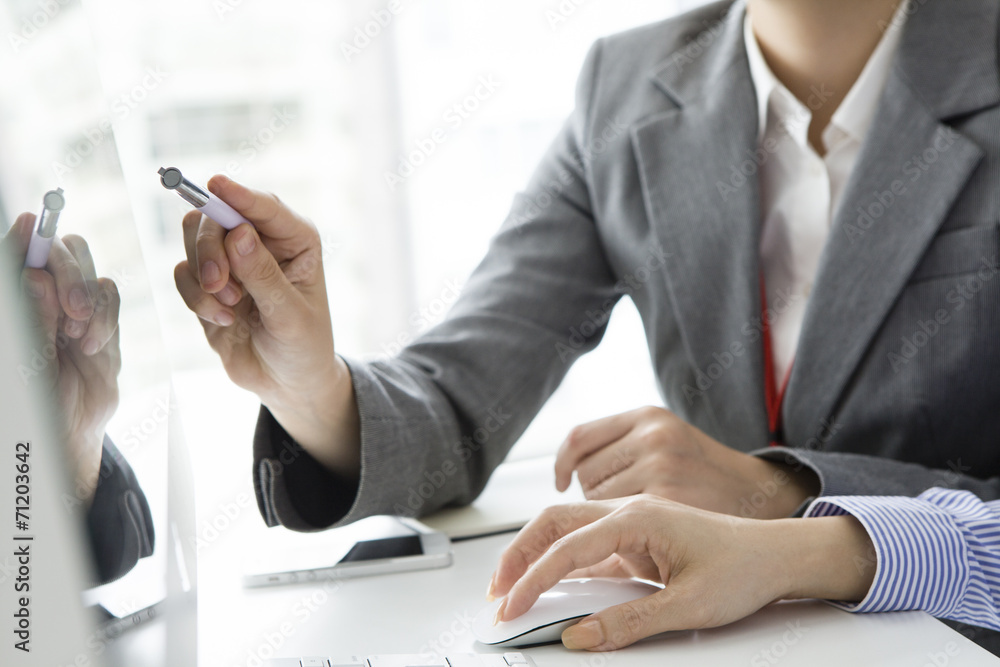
[3,215,121,504]
[488,495,875,651]
[554,406,817,519]
[173,175,359,477]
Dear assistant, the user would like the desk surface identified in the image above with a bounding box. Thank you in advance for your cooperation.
[170,371,1000,666]
[192,529,997,667]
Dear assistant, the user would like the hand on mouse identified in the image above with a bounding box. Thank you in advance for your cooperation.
[3,215,120,504]
[553,406,818,519]
[487,495,875,651]
[173,175,360,479]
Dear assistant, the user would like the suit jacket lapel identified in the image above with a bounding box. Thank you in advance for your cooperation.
[632,1,772,447]
[782,0,1000,446]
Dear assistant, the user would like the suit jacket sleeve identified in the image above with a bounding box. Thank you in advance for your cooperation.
[87,436,155,584]
[756,446,1000,503]
[253,40,624,531]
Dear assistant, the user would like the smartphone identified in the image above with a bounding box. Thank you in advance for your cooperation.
[242,516,452,588]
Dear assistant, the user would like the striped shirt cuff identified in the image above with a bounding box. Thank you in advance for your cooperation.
[804,493,972,617]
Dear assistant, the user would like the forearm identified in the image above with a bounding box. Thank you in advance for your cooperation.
[265,354,361,480]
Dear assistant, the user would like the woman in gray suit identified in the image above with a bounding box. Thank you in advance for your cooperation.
[175,0,1000,651]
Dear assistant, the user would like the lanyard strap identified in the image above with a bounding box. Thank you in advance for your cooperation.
[760,274,793,446]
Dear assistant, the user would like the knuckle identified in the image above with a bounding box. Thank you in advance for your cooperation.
[249,254,281,284]
[619,601,645,635]
[565,425,587,449]
[638,405,663,420]
[637,426,665,449]
[302,218,320,241]
[196,226,222,251]
[99,277,120,301]
[94,279,120,312]
[62,234,89,252]
[174,261,194,287]
[619,494,654,517]
[539,504,571,530]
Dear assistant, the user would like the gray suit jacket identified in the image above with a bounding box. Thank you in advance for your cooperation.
[253,0,1000,533]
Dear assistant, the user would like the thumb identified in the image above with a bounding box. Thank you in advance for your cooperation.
[224,223,302,324]
[562,593,674,651]
[3,213,36,267]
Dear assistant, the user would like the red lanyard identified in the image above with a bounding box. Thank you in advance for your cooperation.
[760,274,793,446]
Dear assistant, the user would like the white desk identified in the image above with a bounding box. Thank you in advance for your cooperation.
[171,370,1000,666]
[193,528,999,666]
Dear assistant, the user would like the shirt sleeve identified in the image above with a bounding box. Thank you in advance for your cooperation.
[804,488,1000,632]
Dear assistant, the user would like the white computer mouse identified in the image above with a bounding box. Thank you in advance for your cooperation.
[472,577,662,648]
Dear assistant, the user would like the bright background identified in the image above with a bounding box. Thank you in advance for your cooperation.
[2,1,712,663]
[81,0,712,464]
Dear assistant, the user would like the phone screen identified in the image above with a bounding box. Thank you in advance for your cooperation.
[338,535,424,563]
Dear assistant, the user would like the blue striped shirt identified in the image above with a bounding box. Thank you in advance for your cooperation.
[805,488,1000,631]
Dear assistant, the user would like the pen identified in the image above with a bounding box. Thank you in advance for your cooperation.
[24,188,65,269]
[158,167,252,230]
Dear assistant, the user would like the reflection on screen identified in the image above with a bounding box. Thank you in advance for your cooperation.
[0,0,171,652]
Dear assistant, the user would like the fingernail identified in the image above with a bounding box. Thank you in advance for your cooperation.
[66,319,86,338]
[24,278,44,299]
[218,283,241,306]
[493,598,508,626]
[235,227,256,257]
[70,287,90,313]
[215,311,235,327]
[562,620,603,650]
[82,338,100,356]
[201,261,221,287]
[486,572,496,602]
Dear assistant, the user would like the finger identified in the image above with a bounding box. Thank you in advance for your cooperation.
[74,322,122,403]
[194,214,236,295]
[79,278,120,356]
[182,209,201,269]
[2,213,35,266]
[45,236,94,325]
[566,554,633,580]
[61,235,103,344]
[20,268,61,341]
[174,260,235,327]
[584,460,653,501]
[207,175,313,242]
[575,439,637,495]
[62,235,97,281]
[555,411,639,492]
[502,517,626,622]
[224,223,304,326]
[563,591,677,651]
[492,502,614,599]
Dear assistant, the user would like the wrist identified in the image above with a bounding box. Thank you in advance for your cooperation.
[745,456,819,519]
[266,356,360,478]
[767,516,876,603]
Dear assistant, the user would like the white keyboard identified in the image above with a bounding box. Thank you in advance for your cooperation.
[269,653,536,667]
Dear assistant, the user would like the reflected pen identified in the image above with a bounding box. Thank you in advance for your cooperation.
[24,188,65,269]
[158,167,252,230]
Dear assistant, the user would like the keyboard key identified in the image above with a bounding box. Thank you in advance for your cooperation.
[368,655,446,667]
[300,660,328,667]
[446,656,486,667]
[503,654,528,666]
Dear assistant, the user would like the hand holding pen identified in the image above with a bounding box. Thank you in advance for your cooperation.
[171,174,361,479]
[3,190,122,502]
[5,190,99,343]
